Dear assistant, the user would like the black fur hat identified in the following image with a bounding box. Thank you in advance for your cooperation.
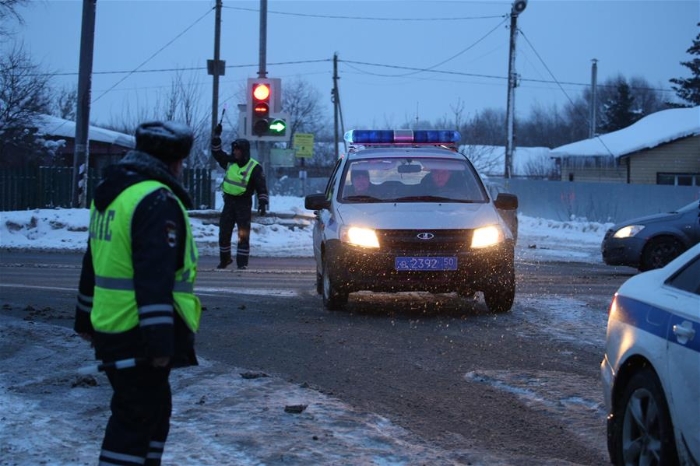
[135,121,194,162]
[231,138,251,164]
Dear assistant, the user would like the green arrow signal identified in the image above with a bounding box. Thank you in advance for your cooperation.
[269,119,287,135]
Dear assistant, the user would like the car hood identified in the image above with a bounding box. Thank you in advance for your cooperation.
[612,211,681,229]
[336,202,504,230]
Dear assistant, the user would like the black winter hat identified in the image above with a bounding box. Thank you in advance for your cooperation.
[231,138,250,155]
[135,121,194,162]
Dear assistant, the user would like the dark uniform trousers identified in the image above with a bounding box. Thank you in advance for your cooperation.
[99,365,172,466]
[219,193,253,268]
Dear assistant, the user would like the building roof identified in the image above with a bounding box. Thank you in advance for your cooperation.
[550,106,700,159]
[35,114,135,149]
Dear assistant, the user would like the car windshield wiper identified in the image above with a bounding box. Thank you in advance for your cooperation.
[343,195,383,202]
[393,195,475,203]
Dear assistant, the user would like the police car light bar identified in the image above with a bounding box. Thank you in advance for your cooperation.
[344,130,461,145]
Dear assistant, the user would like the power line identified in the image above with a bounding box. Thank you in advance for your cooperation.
[47,59,332,77]
[340,59,677,95]
[342,16,508,78]
[91,6,213,104]
[222,5,505,22]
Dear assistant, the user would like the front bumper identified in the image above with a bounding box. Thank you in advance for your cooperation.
[325,240,514,294]
[601,235,646,267]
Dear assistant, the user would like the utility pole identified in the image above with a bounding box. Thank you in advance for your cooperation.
[332,53,339,160]
[72,0,97,208]
[504,0,527,179]
[589,59,598,139]
[208,0,224,135]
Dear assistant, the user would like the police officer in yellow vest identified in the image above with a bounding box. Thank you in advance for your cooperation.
[211,124,269,269]
[74,121,201,466]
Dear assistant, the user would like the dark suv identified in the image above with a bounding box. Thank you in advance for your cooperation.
[304,129,519,312]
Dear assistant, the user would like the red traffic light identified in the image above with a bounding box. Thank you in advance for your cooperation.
[253,83,271,101]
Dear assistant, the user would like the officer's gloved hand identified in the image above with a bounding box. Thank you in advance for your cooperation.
[212,124,223,147]
[258,201,268,217]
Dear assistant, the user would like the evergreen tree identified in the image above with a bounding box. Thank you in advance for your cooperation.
[600,81,639,133]
[669,23,700,107]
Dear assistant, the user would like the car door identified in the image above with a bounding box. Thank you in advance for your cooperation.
[664,252,700,459]
[312,159,343,269]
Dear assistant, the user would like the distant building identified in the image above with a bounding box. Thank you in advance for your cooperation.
[34,114,134,172]
[551,106,700,185]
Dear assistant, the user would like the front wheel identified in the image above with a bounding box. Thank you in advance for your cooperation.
[482,264,515,313]
[322,254,348,310]
[610,368,678,466]
[640,237,684,271]
[315,270,323,295]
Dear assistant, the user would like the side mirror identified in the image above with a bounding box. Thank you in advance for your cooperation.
[494,193,518,210]
[305,193,331,211]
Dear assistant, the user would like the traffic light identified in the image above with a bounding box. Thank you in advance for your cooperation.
[250,79,271,136]
[245,78,288,140]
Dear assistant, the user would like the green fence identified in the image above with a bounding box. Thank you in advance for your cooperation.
[0,167,213,211]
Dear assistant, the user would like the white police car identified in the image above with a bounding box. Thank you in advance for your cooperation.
[601,242,700,465]
[304,129,519,312]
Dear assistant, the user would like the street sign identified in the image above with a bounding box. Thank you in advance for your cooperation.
[294,133,314,158]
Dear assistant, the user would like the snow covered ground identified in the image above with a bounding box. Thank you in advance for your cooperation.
[0,196,617,465]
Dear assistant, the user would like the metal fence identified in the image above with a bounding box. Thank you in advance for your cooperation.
[0,167,213,211]
[270,175,700,224]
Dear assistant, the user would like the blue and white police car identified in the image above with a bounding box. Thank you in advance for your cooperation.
[601,242,700,465]
[304,129,519,312]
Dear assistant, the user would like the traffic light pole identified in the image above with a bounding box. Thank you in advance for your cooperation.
[211,0,222,134]
[258,0,270,207]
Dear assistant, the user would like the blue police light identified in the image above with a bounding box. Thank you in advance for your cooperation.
[344,130,461,145]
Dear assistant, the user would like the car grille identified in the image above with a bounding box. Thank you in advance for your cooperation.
[377,229,472,254]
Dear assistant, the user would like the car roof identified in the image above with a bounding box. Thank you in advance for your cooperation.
[347,146,467,162]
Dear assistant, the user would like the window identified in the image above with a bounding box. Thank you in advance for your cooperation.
[667,254,700,296]
[657,173,700,186]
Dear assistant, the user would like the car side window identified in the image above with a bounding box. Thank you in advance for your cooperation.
[666,254,700,296]
[325,158,343,200]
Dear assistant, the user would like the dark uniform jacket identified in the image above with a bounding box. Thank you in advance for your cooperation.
[73,150,197,367]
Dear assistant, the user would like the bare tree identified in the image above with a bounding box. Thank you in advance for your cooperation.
[461,108,506,146]
[51,85,77,120]
[103,69,209,167]
[0,45,53,167]
[0,0,30,37]
[459,145,503,175]
[281,77,327,139]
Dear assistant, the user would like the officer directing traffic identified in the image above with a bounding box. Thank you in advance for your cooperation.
[211,124,269,269]
[74,121,202,466]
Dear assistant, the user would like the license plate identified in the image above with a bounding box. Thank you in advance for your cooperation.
[395,257,458,271]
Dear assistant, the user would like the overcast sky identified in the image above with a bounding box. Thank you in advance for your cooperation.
[6,0,699,131]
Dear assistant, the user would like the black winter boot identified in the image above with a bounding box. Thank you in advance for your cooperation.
[217,252,233,269]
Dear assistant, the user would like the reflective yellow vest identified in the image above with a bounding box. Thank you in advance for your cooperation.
[222,159,258,195]
[89,180,201,334]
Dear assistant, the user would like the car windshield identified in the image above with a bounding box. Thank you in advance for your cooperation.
[676,200,700,214]
[340,157,487,203]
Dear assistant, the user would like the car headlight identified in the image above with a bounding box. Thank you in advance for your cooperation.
[613,225,645,238]
[342,226,380,248]
[471,225,503,248]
